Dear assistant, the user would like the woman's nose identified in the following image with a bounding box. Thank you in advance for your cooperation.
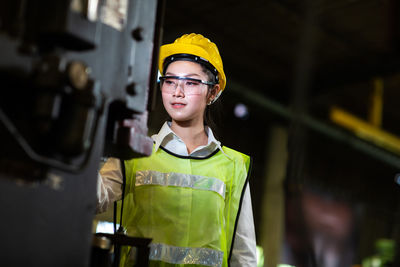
[173,81,185,96]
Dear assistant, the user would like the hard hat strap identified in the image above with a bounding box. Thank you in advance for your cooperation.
[163,53,219,82]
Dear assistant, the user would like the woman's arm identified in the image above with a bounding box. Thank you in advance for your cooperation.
[230,183,257,267]
[96,158,123,213]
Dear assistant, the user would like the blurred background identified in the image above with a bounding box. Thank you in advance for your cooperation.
[1,0,399,266]
[151,0,400,266]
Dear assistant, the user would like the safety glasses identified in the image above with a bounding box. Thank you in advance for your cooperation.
[159,76,216,95]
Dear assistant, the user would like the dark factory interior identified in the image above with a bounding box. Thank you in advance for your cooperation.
[156,0,400,266]
[157,1,400,266]
[1,0,400,266]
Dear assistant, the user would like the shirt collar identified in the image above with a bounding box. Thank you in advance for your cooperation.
[152,121,175,152]
[151,121,229,158]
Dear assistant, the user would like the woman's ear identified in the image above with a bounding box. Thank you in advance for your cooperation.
[207,85,220,105]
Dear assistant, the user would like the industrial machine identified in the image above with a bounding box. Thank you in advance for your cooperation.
[0,0,163,266]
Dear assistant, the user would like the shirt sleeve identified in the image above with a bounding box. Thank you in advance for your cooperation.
[230,183,258,267]
[96,157,124,213]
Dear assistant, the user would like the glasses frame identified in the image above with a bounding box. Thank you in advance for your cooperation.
[160,75,216,85]
[159,75,217,95]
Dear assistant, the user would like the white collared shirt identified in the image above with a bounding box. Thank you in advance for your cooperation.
[153,121,228,158]
[97,122,257,266]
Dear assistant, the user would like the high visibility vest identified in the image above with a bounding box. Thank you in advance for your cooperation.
[119,145,251,267]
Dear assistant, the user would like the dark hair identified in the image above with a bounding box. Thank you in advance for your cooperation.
[201,65,222,139]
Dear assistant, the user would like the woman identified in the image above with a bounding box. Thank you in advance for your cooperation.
[98,33,257,266]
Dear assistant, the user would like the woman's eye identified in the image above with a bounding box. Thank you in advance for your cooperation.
[165,80,175,85]
[185,81,199,86]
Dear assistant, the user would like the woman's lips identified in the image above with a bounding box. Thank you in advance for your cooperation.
[171,102,186,108]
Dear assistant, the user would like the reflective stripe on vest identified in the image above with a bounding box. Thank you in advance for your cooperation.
[149,243,223,267]
[136,170,226,199]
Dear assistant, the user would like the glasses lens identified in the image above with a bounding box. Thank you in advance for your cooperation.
[161,77,177,91]
[161,77,205,95]
[183,79,202,95]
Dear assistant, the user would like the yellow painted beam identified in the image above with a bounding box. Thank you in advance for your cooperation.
[368,77,384,127]
[330,106,400,155]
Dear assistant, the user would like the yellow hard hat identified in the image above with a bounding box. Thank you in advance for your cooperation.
[158,33,226,97]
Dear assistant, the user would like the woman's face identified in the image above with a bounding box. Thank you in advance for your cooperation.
[161,60,215,126]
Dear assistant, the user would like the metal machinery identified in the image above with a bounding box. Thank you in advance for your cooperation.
[0,0,164,266]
